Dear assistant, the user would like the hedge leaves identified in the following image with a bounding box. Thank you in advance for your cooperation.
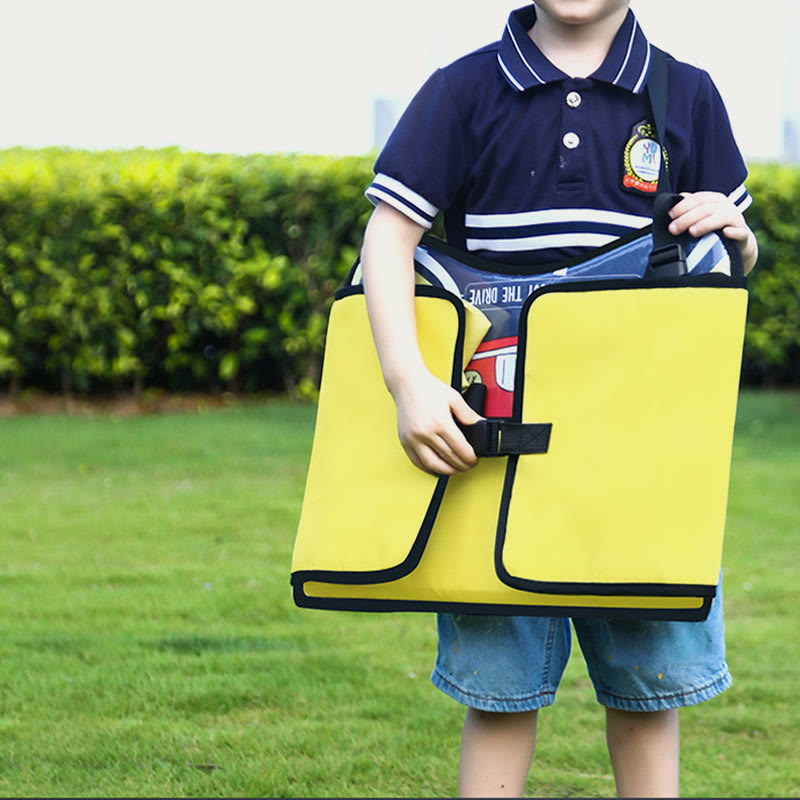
[0,148,796,396]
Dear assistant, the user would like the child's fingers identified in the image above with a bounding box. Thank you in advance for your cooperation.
[671,210,730,238]
[667,198,709,235]
[668,193,742,237]
[669,190,724,213]
[722,224,750,243]
[402,441,459,476]
[393,376,481,474]
[430,415,480,471]
[666,192,757,274]
[449,391,483,460]
[435,431,478,472]
[404,430,475,475]
[399,414,478,474]
[451,391,483,426]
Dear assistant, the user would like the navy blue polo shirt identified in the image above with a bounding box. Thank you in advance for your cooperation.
[366,4,751,266]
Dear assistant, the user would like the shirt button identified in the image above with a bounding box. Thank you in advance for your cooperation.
[566,91,582,108]
[562,132,580,149]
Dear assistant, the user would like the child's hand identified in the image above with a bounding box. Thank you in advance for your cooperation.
[390,369,482,476]
[668,191,758,273]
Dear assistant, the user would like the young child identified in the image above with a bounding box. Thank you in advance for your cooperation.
[359,1,758,796]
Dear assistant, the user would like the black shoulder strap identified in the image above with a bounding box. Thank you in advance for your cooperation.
[644,48,745,279]
[646,46,671,194]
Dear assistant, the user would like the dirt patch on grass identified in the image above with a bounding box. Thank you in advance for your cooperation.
[0,391,277,417]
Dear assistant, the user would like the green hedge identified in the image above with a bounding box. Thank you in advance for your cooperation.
[738,166,800,385]
[0,148,797,397]
[0,148,373,398]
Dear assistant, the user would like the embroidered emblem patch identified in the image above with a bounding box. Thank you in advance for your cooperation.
[622,120,667,194]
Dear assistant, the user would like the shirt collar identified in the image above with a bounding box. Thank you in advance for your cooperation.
[498,4,652,94]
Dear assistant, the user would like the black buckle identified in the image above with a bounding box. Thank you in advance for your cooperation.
[459,419,501,457]
[457,419,551,457]
[647,243,687,277]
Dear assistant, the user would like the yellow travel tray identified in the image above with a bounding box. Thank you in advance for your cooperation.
[291,271,747,621]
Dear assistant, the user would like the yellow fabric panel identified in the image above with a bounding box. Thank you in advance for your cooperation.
[501,286,748,589]
[292,291,464,575]
[301,455,704,612]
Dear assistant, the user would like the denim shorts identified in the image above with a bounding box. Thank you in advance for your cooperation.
[431,576,731,712]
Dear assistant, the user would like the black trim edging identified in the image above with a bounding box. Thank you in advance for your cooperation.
[292,583,713,621]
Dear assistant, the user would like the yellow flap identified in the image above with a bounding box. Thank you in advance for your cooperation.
[499,283,748,593]
[292,288,469,577]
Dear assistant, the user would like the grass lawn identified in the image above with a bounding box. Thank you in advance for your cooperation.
[0,390,798,798]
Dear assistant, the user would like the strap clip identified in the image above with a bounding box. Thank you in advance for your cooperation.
[458,419,552,457]
[647,242,688,278]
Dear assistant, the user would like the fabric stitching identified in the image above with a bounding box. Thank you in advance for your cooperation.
[596,670,730,703]
[432,668,555,704]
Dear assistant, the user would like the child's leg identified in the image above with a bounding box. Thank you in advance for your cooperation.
[458,708,538,797]
[574,577,730,799]
[605,707,679,797]
[432,614,571,797]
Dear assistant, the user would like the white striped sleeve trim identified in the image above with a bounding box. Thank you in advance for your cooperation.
[365,188,434,229]
[728,183,752,211]
[370,174,438,217]
[365,173,439,229]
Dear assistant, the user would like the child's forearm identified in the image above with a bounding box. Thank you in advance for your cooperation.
[360,202,481,476]
[360,202,428,394]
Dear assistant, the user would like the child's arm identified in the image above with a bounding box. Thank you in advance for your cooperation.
[668,191,758,274]
[360,202,482,476]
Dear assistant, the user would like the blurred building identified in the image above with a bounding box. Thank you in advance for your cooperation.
[372,97,403,153]
[782,0,800,162]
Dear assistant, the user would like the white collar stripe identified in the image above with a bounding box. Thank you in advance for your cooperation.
[499,8,651,94]
[506,22,545,85]
[612,19,638,86]
[631,41,651,95]
[497,54,525,92]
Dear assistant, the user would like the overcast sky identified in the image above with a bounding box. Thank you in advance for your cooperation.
[0,0,796,163]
